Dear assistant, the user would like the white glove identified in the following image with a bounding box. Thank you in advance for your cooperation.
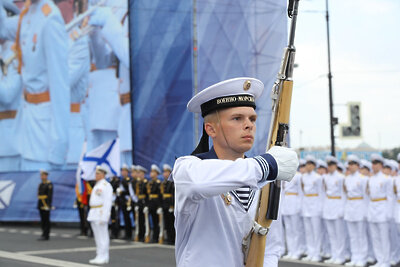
[134,206,139,212]
[267,146,299,182]
[156,207,163,214]
[116,187,122,196]
[143,206,149,214]
[88,6,112,27]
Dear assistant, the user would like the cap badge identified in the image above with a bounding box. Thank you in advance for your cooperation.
[243,80,251,91]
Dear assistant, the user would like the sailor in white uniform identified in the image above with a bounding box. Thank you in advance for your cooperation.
[87,166,113,265]
[322,155,346,264]
[172,77,299,267]
[281,159,305,260]
[367,154,391,267]
[359,159,375,264]
[344,155,368,267]
[300,155,323,262]
[383,159,399,266]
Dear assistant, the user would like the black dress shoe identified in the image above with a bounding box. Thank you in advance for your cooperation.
[37,236,49,241]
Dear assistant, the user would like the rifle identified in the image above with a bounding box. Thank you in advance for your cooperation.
[244,0,300,266]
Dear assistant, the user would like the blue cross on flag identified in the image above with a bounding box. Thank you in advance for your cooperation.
[79,139,121,180]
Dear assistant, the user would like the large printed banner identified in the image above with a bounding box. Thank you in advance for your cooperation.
[0,171,78,222]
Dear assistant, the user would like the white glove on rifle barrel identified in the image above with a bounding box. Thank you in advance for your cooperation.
[267,146,299,182]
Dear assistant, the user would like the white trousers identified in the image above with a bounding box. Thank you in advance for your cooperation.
[303,216,322,259]
[346,221,368,264]
[283,214,302,257]
[389,220,400,263]
[369,222,390,267]
[91,221,110,261]
[325,219,346,262]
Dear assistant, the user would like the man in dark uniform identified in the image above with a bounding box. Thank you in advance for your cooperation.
[109,175,121,239]
[147,164,162,243]
[134,165,148,242]
[119,164,133,240]
[37,170,53,241]
[161,164,175,245]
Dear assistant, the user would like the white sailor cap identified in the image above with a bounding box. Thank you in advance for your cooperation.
[121,163,129,171]
[163,164,172,172]
[131,165,137,171]
[389,160,398,172]
[347,154,360,165]
[305,155,317,165]
[188,77,264,155]
[325,155,338,165]
[370,153,384,163]
[299,159,306,167]
[360,159,372,172]
[187,77,264,117]
[151,164,161,174]
[96,165,107,175]
[317,159,327,169]
[40,169,49,175]
[337,162,345,171]
[136,165,148,173]
[383,159,392,169]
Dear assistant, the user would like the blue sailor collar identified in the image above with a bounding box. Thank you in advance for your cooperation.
[194,147,247,160]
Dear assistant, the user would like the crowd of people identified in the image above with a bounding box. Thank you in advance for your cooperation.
[280,153,400,267]
[0,0,131,172]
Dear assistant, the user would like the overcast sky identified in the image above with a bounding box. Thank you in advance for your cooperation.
[289,0,400,151]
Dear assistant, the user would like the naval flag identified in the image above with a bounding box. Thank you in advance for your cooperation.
[79,139,121,181]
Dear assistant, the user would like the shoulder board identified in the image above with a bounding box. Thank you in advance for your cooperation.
[41,3,52,17]
[360,174,365,177]
[143,179,148,183]
[157,180,160,184]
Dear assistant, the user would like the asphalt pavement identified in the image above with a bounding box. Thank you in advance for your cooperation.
[0,224,398,267]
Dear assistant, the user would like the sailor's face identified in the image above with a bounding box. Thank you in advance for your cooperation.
[216,106,257,154]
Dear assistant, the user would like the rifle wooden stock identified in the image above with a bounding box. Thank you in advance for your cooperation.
[245,80,293,267]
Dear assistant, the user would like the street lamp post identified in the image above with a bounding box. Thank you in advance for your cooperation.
[325,0,336,156]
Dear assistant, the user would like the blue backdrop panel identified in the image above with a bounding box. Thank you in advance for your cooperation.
[0,171,78,222]
[129,1,194,168]
[196,0,287,156]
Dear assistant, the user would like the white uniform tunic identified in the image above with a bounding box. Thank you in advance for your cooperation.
[367,172,391,267]
[322,171,345,220]
[395,176,400,224]
[301,171,322,217]
[172,148,277,267]
[87,178,113,262]
[344,172,367,222]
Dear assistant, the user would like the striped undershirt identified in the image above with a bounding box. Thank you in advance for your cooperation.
[231,186,255,212]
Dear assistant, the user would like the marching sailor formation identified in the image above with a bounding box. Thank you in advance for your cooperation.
[281,153,400,267]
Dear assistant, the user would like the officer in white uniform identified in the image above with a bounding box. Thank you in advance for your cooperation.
[281,159,305,260]
[0,2,22,172]
[88,1,132,165]
[87,165,113,265]
[343,155,368,267]
[300,155,323,262]
[382,159,399,266]
[0,0,70,171]
[316,159,331,259]
[172,77,299,267]
[367,154,391,267]
[322,155,346,264]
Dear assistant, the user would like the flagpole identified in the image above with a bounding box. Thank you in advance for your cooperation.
[128,0,136,164]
